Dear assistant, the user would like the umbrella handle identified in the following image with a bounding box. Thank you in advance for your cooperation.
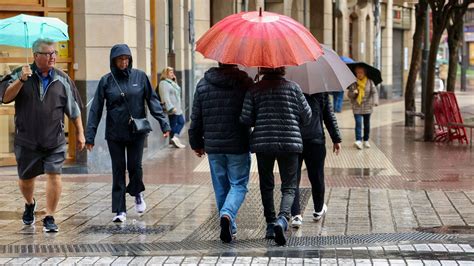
[254,67,260,82]
[24,22,29,65]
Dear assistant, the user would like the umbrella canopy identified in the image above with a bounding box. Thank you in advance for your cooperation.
[285,45,356,94]
[196,9,323,68]
[347,62,383,86]
[339,56,355,63]
[0,14,69,48]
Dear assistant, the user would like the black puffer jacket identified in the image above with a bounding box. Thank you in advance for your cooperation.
[240,74,312,153]
[188,67,254,154]
[301,93,342,144]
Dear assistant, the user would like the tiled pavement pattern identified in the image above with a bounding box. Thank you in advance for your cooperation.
[0,243,474,265]
[0,95,473,261]
[0,181,473,246]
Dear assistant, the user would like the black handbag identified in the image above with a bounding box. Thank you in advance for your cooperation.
[112,74,152,134]
[130,117,152,134]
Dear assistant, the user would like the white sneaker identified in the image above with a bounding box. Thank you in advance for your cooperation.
[313,204,327,221]
[291,215,303,228]
[113,212,126,223]
[135,192,146,213]
[171,136,186,149]
[363,141,371,148]
[354,141,363,150]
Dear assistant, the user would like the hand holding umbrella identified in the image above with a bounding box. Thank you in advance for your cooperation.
[20,65,32,80]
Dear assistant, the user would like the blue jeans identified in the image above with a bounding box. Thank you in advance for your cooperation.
[332,91,344,112]
[169,114,185,137]
[208,153,251,234]
[354,114,371,141]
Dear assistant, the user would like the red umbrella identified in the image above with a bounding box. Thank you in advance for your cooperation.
[196,9,323,68]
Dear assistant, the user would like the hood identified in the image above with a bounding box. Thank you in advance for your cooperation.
[110,44,133,78]
[204,67,252,89]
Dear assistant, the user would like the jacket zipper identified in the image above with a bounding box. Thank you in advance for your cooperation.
[40,80,57,101]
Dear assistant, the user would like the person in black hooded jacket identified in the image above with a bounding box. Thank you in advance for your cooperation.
[240,67,312,246]
[85,44,170,222]
[290,92,342,228]
[188,63,253,243]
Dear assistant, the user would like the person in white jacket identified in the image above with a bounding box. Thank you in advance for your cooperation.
[158,67,185,148]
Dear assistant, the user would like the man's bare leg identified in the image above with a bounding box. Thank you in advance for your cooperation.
[18,178,35,204]
[45,173,62,216]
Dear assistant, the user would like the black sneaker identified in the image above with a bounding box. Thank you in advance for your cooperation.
[22,199,36,225]
[220,215,233,243]
[43,216,59,233]
[265,223,275,239]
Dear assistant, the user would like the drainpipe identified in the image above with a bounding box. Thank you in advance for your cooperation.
[304,0,308,28]
[190,0,196,119]
[242,0,247,11]
[333,0,337,49]
[168,0,176,69]
[374,0,381,69]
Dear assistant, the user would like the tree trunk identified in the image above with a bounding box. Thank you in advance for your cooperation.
[446,9,465,92]
[405,1,427,127]
[447,41,460,92]
[424,31,443,141]
[424,0,459,141]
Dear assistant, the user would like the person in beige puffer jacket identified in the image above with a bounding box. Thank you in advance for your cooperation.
[347,66,378,150]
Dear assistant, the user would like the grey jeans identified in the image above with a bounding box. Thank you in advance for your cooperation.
[256,152,299,223]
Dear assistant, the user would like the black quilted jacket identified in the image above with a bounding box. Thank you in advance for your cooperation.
[301,93,342,144]
[240,74,312,153]
[188,67,254,154]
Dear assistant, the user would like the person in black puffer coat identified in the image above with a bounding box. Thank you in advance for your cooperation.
[188,63,253,243]
[240,67,312,246]
[290,92,342,229]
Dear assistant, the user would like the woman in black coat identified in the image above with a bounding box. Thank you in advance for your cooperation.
[85,44,170,222]
[290,92,342,228]
[240,67,312,245]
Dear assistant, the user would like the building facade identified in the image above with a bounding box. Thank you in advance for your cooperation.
[0,0,414,172]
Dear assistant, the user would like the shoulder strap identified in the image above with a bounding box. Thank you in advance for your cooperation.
[111,73,133,119]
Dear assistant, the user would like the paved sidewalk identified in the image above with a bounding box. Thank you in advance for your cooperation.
[0,94,473,263]
[1,243,474,265]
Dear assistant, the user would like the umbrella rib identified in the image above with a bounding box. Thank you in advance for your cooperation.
[262,21,295,67]
[274,21,310,65]
[279,19,321,63]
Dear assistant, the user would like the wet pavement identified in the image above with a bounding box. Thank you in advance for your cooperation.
[0,92,473,264]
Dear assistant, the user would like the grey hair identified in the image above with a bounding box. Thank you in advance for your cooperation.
[32,38,55,53]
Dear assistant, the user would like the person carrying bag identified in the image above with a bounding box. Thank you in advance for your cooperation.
[85,44,170,222]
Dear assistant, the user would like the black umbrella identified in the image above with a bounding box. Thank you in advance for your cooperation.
[347,62,383,86]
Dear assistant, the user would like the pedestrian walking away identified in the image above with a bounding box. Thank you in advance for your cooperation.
[290,92,342,228]
[189,63,254,243]
[158,67,186,148]
[331,91,344,113]
[0,38,85,233]
[240,67,312,246]
[347,66,378,150]
[85,44,171,223]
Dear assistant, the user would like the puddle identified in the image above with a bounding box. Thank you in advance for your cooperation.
[416,225,474,234]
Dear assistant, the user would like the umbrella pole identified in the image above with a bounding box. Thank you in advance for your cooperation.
[24,22,29,66]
